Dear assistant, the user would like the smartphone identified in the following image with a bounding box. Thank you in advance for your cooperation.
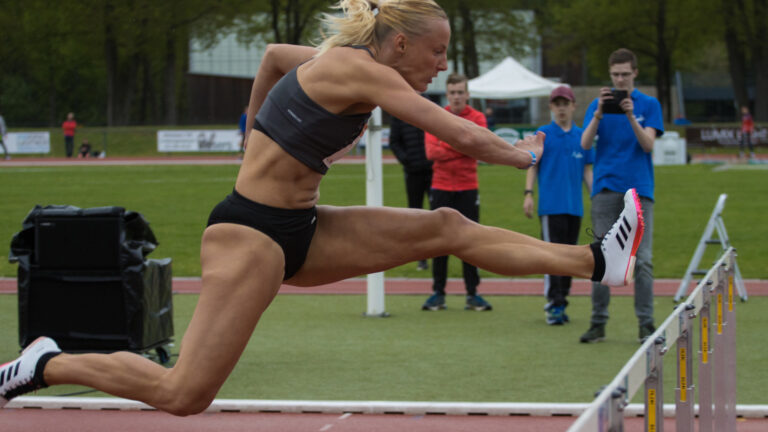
[602,89,628,114]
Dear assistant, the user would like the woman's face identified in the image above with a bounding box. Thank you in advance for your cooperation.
[394,19,450,92]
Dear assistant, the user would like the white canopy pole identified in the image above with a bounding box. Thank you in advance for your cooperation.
[364,107,388,317]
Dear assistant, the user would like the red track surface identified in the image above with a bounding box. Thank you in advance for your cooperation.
[3,407,768,432]
[0,152,763,165]
[2,276,767,296]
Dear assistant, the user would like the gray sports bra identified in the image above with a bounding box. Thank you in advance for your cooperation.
[253,55,372,174]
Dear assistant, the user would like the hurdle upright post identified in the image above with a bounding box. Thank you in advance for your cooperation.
[724,251,738,431]
[675,303,695,432]
[645,337,666,432]
[698,279,714,432]
[608,387,627,431]
[713,262,729,431]
[364,107,388,317]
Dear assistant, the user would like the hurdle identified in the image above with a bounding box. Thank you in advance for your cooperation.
[568,247,739,432]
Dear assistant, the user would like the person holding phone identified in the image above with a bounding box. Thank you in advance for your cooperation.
[579,48,664,344]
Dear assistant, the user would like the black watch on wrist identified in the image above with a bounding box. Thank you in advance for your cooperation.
[524,189,533,196]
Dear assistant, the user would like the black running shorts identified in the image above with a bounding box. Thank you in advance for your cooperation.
[207,189,317,280]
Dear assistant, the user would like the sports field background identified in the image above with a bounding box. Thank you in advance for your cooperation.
[0,157,766,405]
[1,162,765,278]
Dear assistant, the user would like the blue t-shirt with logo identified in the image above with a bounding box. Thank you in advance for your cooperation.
[535,121,594,217]
[583,88,664,201]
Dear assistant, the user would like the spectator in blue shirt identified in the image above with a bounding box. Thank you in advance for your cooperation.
[0,111,9,160]
[524,86,593,325]
[238,105,248,156]
[579,48,664,344]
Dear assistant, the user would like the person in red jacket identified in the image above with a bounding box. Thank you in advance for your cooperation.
[421,73,491,311]
[61,112,78,158]
[740,106,755,160]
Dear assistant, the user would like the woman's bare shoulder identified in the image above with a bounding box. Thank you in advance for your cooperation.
[298,47,407,112]
[306,47,400,84]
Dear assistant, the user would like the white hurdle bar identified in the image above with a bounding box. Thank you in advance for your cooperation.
[568,247,739,432]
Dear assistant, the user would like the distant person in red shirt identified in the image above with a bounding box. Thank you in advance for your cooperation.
[421,73,492,312]
[61,112,78,158]
[740,106,755,160]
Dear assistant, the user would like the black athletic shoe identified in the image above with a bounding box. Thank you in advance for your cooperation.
[465,295,492,311]
[422,294,447,311]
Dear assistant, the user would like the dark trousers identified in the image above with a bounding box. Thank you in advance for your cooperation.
[540,214,582,307]
[430,188,480,295]
[404,170,432,210]
[740,132,754,153]
[65,136,74,157]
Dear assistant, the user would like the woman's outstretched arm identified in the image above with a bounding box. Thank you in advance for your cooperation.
[354,62,542,168]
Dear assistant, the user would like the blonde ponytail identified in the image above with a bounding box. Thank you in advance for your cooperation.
[317,0,447,55]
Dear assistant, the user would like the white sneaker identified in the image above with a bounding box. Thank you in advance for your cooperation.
[600,189,645,286]
[0,337,61,407]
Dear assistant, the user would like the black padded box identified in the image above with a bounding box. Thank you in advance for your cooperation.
[10,205,174,353]
[34,215,122,270]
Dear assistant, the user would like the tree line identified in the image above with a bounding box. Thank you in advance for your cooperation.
[0,0,764,127]
[538,0,767,122]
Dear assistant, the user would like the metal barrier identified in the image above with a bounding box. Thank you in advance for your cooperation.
[568,247,739,432]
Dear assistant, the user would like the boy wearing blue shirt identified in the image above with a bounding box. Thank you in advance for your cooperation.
[524,86,594,325]
[579,48,664,343]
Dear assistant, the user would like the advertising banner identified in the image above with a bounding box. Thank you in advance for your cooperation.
[157,130,241,152]
[686,126,767,147]
[5,132,51,154]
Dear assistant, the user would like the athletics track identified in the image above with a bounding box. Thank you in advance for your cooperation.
[3,154,767,431]
[2,277,767,431]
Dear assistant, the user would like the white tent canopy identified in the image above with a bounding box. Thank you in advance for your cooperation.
[468,57,561,99]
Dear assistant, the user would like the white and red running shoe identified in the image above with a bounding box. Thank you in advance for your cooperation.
[0,337,61,408]
[600,188,645,286]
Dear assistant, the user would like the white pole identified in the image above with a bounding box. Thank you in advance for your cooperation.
[364,107,388,317]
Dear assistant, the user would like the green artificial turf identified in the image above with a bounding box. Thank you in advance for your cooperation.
[0,294,764,404]
[1,163,766,278]
[1,158,765,405]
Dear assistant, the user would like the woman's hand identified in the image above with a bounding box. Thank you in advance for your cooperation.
[513,131,545,169]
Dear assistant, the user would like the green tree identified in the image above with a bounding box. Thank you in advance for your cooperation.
[720,0,768,121]
[101,0,239,125]
[0,0,244,126]
[441,0,537,78]
[0,0,104,126]
[226,0,334,48]
[546,0,716,122]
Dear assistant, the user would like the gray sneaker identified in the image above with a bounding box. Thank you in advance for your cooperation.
[421,293,446,311]
[638,323,656,343]
[465,295,492,311]
[579,324,606,343]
